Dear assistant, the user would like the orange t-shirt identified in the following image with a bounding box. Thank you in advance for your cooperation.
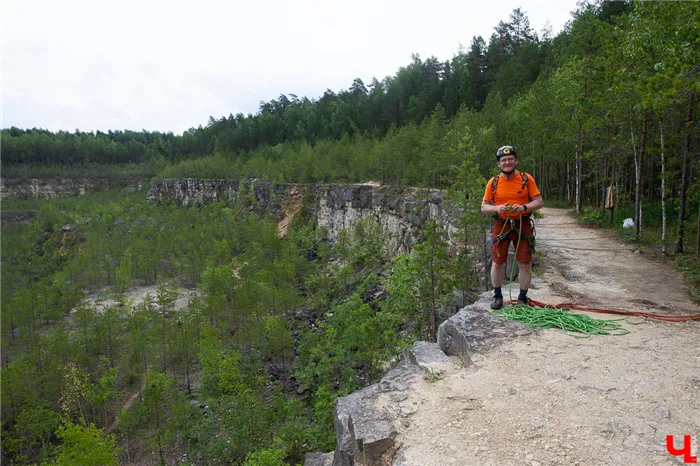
[483,171,541,220]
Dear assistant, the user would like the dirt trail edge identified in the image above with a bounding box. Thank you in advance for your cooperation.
[396,207,700,466]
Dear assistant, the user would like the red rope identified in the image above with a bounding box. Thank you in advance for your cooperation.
[516,298,700,322]
[536,225,597,229]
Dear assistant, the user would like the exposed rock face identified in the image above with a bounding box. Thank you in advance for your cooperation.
[332,385,398,466]
[322,342,443,466]
[147,179,457,253]
[0,210,37,225]
[437,293,533,365]
[313,184,452,254]
[403,341,454,374]
[304,452,334,466]
[1,177,146,199]
[306,301,533,466]
[147,179,292,214]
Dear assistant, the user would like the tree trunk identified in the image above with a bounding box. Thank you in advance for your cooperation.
[625,157,637,209]
[601,154,607,219]
[676,93,693,254]
[539,143,545,198]
[635,108,648,238]
[483,236,490,290]
[647,154,654,203]
[155,404,165,466]
[659,117,667,254]
[630,111,645,238]
[566,160,571,205]
[577,46,588,215]
[429,254,437,342]
[696,204,700,256]
[611,118,617,224]
[577,132,584,214]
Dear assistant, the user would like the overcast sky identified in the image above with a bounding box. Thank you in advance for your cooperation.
[2,1,578,135]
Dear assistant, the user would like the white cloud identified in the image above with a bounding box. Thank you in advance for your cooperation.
[2,0,577,134]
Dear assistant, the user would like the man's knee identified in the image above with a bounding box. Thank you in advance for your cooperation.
[517,261,532,270]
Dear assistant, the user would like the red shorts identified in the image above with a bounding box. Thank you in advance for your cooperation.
[491,216,534,264]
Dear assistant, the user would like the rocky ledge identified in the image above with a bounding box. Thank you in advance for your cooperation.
[305,294,533,466]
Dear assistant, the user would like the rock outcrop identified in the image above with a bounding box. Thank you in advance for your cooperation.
[1,177,146,199]
[306,294,532,466]
[437,294,533,365]
[0,210,37,225]
[147,179,457,253]
[323,342,448,466]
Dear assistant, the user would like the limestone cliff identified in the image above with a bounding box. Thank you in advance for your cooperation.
[1,177,146,199]
[147,179,458,253]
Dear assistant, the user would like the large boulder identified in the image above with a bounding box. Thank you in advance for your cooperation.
[332,390,397,466]
[437,293,533,365]
[403,341,453,374]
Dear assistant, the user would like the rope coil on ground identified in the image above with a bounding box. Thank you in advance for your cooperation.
[493,303,632,338]
[493,299,700,338]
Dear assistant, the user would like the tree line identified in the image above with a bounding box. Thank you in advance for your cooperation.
[2,3,698,253]
[3,7,558,166]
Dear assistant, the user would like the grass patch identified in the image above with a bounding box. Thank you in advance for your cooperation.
[424,370,445,383]
[676,256,700,304]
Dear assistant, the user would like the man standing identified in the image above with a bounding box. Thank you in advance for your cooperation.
[481,146,544,310]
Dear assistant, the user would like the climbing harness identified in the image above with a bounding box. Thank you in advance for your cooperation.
[492,215,535,256]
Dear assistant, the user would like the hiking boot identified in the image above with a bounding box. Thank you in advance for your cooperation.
[517,296,529,306]
[491,295,504,310]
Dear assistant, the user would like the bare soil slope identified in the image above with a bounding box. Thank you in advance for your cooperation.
[396,207,700,466]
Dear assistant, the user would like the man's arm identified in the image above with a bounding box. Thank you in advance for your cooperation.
[511,195,543,214]
[481,200,498,215]
[482,200,515,217]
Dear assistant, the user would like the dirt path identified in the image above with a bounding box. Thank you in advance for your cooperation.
[105,391,139,435]
[396,207,700,465]
[534,207,698,315]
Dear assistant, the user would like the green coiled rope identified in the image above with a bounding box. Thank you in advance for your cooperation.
[493,304,631,338]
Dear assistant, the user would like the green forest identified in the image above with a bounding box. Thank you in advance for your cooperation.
[2,1,699,465]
